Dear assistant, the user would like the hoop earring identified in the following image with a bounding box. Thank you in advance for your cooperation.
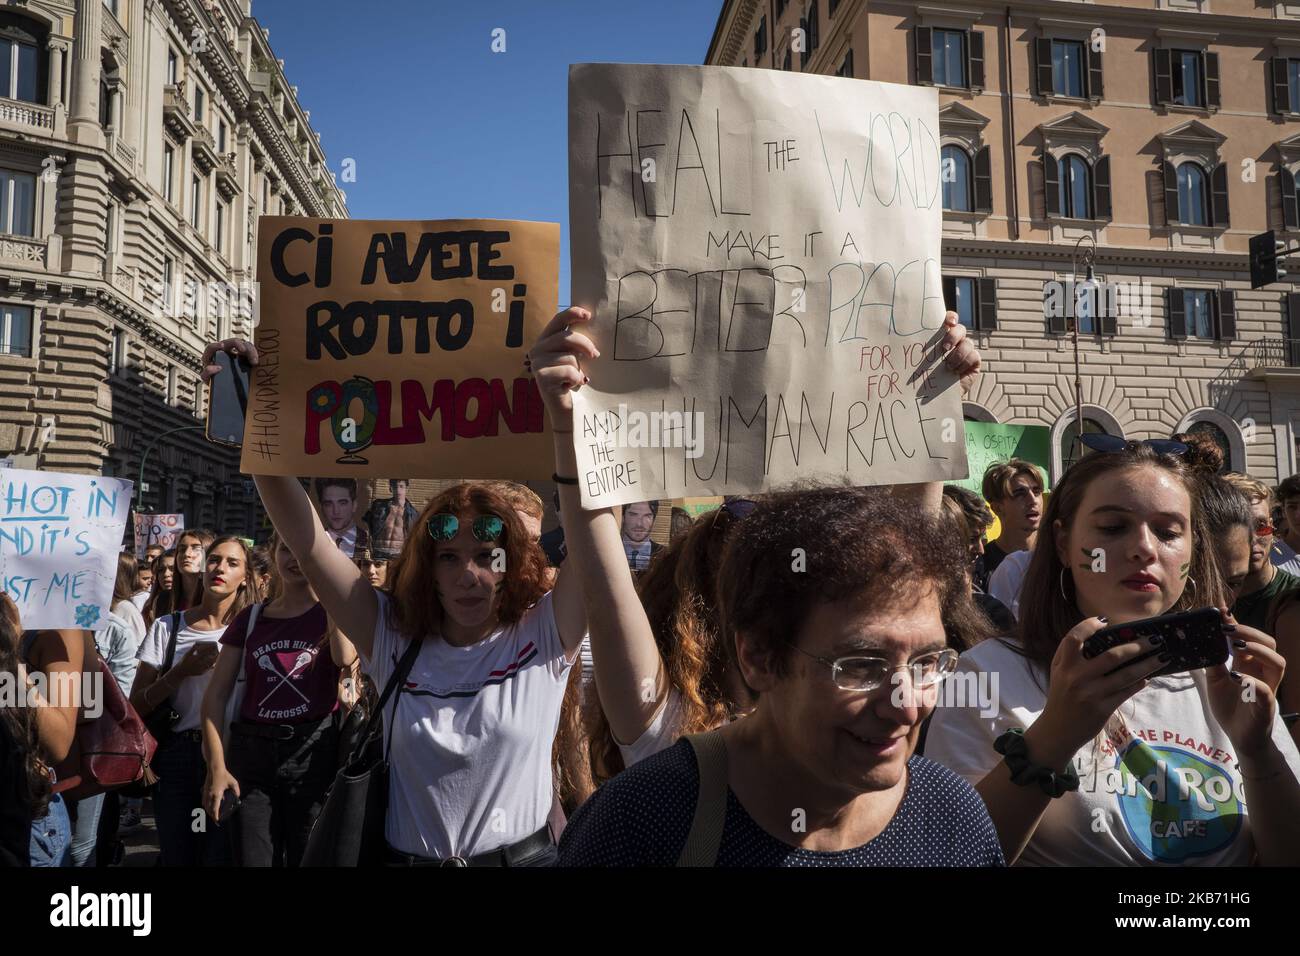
[1185,575,1196,593]
[1059,567,1072,603]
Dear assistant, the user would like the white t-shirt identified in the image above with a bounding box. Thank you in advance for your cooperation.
[988,549,1032,620]
[130,589,150,614]
[924,637,1300,866]
[363,590,574,859]
[617,686,686,768]
[112,599,147,650]
[136,613,229,732]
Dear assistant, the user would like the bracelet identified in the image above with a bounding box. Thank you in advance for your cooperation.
[994,728,1079,798]
[553,473,580,485]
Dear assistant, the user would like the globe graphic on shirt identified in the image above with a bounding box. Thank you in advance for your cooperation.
[1113,740,1242,863]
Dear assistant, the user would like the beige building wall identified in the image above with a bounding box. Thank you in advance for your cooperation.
[708,0,1300,484]
[0,0,345,536]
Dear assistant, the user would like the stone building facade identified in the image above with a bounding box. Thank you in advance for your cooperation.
[0,0,345,533]
[707,0,1300,484]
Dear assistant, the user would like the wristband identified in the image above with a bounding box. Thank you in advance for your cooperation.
[553,473,580,485]
[994,728,1079,798]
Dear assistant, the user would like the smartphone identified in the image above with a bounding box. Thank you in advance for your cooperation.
[205,349,250,448]
[218,788,240,820]
[1081,607,1229,678]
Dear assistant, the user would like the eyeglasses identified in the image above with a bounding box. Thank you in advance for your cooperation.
[1078,434,1188,456]
[427,514,505,542]
[783,642,959,693]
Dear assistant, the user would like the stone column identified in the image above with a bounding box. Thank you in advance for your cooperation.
[68,0,104,146]
[47,38,68,136]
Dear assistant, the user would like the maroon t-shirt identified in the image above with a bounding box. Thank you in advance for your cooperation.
[221,603,339,724]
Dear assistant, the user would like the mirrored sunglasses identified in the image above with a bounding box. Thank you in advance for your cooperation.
[1078,434,1188,456]
[427,513,505,542]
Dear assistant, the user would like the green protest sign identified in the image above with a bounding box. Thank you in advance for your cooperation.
[955,422,1051,497]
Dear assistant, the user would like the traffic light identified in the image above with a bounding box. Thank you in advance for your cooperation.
[1250,230,1288,289]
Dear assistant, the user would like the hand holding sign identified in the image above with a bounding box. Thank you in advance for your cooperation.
[528,307,599,428]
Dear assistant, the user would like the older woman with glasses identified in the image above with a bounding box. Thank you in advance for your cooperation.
[557,486,1004,866]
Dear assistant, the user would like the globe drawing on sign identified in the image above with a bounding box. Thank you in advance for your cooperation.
[307,376,379,465]
[1114,740,1242,863]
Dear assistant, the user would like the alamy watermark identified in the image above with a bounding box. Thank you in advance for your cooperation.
[0,669,103,719]
[603,403,707,459]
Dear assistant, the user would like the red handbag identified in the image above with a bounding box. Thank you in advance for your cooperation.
[53,655,158,801]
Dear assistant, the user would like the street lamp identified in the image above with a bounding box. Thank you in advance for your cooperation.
[135,424,204,512]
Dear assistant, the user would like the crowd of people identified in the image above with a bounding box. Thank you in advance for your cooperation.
[2,307,1298,868]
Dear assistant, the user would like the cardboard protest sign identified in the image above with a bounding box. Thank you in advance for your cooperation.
[954,422,1052,498]
[568,64,965,507]
[244,218,560,479]
[0,469,133,629]
[132,512,183,559]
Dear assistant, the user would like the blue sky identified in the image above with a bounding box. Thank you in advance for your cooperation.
[254,0,723,300]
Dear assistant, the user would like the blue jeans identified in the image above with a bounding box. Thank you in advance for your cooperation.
[30,793,71,867]
[153,732,232,867]
[68,791,105,867]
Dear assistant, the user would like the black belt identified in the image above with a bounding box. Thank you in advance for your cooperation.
[231,714,334,741]
[384,825,553,868]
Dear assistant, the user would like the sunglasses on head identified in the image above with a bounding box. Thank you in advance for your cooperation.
[1077,434,1188,456]
[721,498,758,519]
[427,514,505,542]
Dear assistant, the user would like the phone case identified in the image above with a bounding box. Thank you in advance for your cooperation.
[1080,607,1229,678]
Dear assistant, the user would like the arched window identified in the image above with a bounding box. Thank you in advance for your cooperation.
[1060,417,1107,472]
[1057,154,1091,219]
[1177,162,1208,226]
[0,13,47,104]
[942,145,971,212]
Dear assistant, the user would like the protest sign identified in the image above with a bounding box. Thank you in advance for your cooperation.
[243,218,560,478]
[132,512,183,559]
[0,469,133,629]
[954,422,1052,497]
[568,64,965,508]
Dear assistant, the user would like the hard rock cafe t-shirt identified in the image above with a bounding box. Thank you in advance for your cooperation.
[924,637,1300,866]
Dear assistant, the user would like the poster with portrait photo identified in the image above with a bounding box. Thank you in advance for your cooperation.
[307,476,373,560]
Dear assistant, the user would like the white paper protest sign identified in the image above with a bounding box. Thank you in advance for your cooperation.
[568,64,967,507]
[132,512,184,559]
[0,469,133,629]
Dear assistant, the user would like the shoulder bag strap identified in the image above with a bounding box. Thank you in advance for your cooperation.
[381,636,422,760]
[160,612,182,676]
[677,731,729,867]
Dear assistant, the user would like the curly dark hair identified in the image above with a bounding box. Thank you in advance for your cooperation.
[717,485,993,693]
[1172,430,1226,476]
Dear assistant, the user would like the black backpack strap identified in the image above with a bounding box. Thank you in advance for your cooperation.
[160,612,182,676]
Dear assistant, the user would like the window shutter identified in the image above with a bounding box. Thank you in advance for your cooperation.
[1045,279,1069,334]
[1036,38,1054,96]
[1283,168,1299,231]
[1210,162,1230,228]
[1093,155,1112,221]
[1163,160,1179,225]
[1216,290,1236,341]
[1100,289,1118,336]
[1273,57,1292,114]
[1043,157,1060,217]
[1204,52,1221,109]
[1288,292,1300,365]
[978,278,998,332]
[968,30,985,90]
[1087,42,1103,98]
[1154,48,1173,106]
[915,26,932,84]
[1168,288,1187,338]
[974,145,993,213]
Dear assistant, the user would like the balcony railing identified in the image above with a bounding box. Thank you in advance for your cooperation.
[0,96,54,133]
[0,234,46,266]
[192,126,218,173]
[215,152,239,199]
[1209,338,1300,406]
[163,84,196,140]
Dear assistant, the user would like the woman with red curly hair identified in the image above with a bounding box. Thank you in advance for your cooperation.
[199,332,594,867]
